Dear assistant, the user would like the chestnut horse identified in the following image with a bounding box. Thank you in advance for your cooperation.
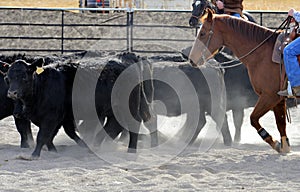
[189,9,290,153]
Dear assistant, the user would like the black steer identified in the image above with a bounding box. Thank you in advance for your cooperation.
[71,52,155,153]
[150,60,232,145]
[4,59,86,159]
[147,57,258,146]
[0,61,33,148]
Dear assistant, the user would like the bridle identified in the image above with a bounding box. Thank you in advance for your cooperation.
[191,0,206,21]
[191,14,200,20]
[204,19,215,48]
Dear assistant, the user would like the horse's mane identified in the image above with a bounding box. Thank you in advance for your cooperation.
[219,16,278,44]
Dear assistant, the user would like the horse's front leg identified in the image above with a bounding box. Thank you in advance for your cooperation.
[250,95,282,153]
[273,99,290,153]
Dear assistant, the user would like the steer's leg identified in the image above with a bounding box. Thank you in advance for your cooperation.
[188,110,207,145]
[94,116,123,147]
[62,117,87,148]
[232,108,244,143]
[128,131,138,153]
[143,113,158,147]
[219,114,232,146]
[31,123,57,159]
[46,125,60,152]
[127,116,140,153]
[14,117,34,148]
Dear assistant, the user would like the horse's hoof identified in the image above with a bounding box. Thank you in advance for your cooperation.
[280,136,291,154]
[272,140,281,153]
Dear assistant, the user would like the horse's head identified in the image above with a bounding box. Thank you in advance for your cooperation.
[189,0,207,27]
[189,0,218,27]
[189,9,224,67]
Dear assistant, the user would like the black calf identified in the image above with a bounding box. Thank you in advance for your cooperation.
[4,59,86,159]
[0,61,33,148]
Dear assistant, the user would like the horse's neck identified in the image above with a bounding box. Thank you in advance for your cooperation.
[221,24,267,60]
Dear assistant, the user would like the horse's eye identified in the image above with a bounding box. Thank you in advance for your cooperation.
[200,32,206,37]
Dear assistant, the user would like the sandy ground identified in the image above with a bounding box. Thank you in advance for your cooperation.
[1,107,300,191]
[1,8,300,192]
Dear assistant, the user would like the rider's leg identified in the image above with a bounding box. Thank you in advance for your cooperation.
[278,38,300,96]
[284,38,300,89]
[230,13,241,18]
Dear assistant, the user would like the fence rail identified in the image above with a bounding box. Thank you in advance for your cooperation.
[0,7,287,55]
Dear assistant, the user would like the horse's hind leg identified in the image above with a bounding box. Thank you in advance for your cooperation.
[250,96,282,152]
[273,99,290,153]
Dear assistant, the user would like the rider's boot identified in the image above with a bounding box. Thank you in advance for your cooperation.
[277,86,300,97]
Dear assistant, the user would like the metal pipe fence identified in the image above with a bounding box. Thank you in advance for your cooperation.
[0,7,287,55]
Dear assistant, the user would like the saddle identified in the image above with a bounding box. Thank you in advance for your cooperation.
[272,25,300,64]
[272,25,300,91]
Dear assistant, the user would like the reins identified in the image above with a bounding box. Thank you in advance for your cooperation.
[210,16,294,69]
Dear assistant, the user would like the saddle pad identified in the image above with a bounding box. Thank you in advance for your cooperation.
[272,32,285,64]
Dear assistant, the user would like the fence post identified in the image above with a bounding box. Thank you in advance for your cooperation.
[126,7,133,52]
[61,10,65,54]
[130,9,133,52]
[126,10,130,51]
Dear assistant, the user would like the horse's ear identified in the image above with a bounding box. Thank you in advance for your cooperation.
[207,8,214,22]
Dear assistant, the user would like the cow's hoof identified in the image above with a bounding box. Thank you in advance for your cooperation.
[16,154,39,161]
[77,139,88,148]
[224,138,232,146]
[234,135,241,143]
[20,142,30,148]
[127,148,137,153]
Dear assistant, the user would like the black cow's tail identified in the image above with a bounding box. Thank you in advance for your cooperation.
[138,59,154,123]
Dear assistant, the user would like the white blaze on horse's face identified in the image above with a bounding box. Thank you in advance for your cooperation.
[195,0,201,6]
[189,22,214,66]
[189,37,212,66]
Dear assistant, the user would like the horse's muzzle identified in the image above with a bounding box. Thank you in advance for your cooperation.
[189,59,198,68]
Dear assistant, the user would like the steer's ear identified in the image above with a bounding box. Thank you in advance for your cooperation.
[0,61,10,73]
[31,58,44,68]
[28,58,45,73]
